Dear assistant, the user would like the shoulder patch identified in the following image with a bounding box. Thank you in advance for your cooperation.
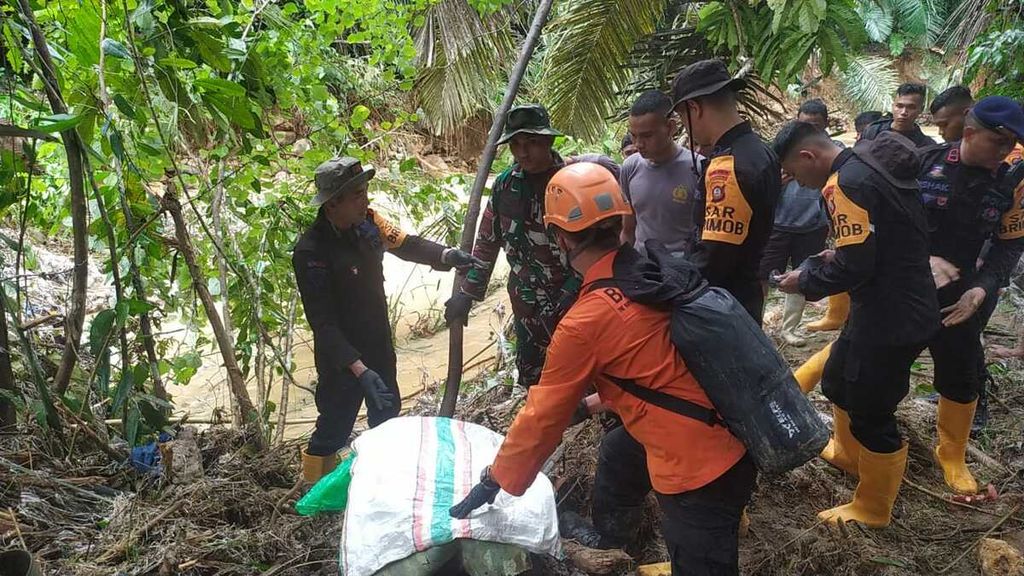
[945,147,960,164]
[999,179,1024,240]
[593,286,633,318]
[822,173,872,247]
[700,156,751,245]
[369,209,407,250]
[1006,144,1024,167]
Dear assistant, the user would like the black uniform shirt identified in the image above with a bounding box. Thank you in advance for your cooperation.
[800,148,939,345]
[292,209,448,375]
[861,118,936,148]
[689,121,781,321]
[918,143,1024,301]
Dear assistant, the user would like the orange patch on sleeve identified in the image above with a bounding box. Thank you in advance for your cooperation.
[821,174,871,247]
[998,180,1024,240]
[370,209,408,249]
[700,156,751,245]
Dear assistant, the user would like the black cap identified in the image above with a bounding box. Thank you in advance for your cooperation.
[670,60,747,111]
[312,157,375,207]
[497,104,563,145]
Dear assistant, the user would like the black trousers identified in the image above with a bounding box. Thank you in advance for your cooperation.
[928,285,988,404]
[821,331,928,453]
[306,354,400,456]
[758,227,829,279]
[592,426,757,576]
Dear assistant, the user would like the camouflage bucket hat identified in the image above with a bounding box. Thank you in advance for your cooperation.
[497,104,563,145]
[312,157,375,207]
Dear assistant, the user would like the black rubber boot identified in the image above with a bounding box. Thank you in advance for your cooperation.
[971,371,992,437]
[592,505,645,549]
[558,511,603,549]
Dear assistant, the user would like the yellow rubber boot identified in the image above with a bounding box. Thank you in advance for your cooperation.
[301,448,340,483]
[806,293,850,332]
[794,342,833,394]
[818,443,907,529]
[820,406,861,476]
[935,397,979,494]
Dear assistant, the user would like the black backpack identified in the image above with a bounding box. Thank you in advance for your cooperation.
[586,244,829,476]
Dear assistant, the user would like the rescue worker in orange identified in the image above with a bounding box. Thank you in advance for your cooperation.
[774,125,939,528]
[449,163,755,576]
[670,60,781,324]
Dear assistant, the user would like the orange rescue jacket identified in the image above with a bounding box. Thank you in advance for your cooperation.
[490,251,746,496]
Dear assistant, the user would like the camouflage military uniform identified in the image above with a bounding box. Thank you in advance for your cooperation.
[462,156,581,387]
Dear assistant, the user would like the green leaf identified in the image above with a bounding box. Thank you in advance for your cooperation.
[32,113,85,134]
[138,394,169,431]
[112,94,138,119]
[157,57,199,69]
[88,309,117,356]
[101,38,131,59]
[188,16,224,28]
[195,77,247,97]
[125,402,141,447]
[111,371,136,413]
[350,105,371,128]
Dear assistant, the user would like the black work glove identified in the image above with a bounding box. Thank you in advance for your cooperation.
[450,466,501,519]
[445,292,475,327]
[357,369,396,412]
[442,248,486,271]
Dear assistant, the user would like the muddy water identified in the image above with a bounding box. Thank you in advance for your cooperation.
[167,220,511,441]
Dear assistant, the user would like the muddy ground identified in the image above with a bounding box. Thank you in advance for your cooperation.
[2,293,1024,575]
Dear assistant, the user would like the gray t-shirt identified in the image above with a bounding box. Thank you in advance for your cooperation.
[619,145,703,254]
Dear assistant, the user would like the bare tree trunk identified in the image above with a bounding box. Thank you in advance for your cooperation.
[17,0,88,397]
[211,161,238,419]
[440,0,556,417]
[0,288,16,430]
[274,293,298,445]
[162,181,265,450]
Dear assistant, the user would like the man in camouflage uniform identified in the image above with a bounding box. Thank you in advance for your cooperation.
[445,104,582,388]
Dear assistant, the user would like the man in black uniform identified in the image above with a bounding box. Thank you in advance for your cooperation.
[916,97,1024,494]
[670,59,781,323]
[293,157,480,482]
[774,124,939,528]
[861,83,936,148]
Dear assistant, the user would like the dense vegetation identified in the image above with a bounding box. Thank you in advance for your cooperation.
[0,0,1022,452]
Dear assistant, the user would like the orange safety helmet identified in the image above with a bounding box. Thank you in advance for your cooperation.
[543,162,632,233]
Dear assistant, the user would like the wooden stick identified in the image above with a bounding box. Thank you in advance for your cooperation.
[439,0,557,418]
[56,403,128,462]
[967,443,1010,475]
[97,498,187,564]
[162,182,266,450]
[937,504,1021,574]
[7,507,25,549]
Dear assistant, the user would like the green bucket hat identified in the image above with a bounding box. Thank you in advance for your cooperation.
[497,104,563,145]
[312,156,375,207]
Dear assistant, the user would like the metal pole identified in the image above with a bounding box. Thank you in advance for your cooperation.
[439,0,557,417]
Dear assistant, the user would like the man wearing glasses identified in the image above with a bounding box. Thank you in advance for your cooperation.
[915,96,1024,495]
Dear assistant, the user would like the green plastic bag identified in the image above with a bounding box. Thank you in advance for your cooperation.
[296,452,356,516]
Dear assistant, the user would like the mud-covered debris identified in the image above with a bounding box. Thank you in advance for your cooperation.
[979,538,1024,576]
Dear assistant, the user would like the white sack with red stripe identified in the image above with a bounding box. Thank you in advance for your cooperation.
[340,416,562,575]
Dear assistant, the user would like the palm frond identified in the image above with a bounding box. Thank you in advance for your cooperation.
[856,1,893,43]
[539,0,668,141]
[839,54,899,111]
[413,0,515,136]
[941,0,995,63]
